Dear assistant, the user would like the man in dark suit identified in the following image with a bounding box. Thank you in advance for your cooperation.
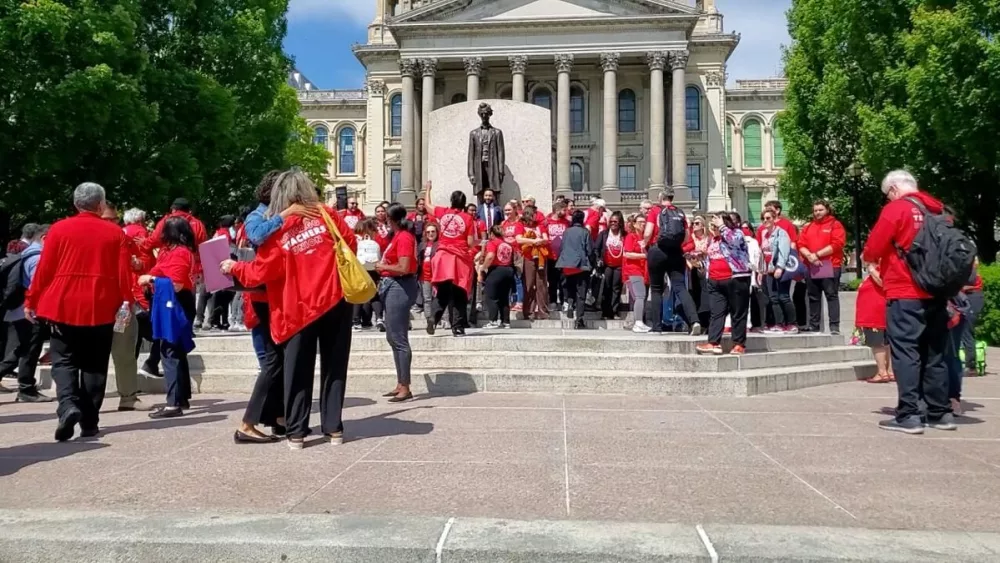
[477,189,503,234]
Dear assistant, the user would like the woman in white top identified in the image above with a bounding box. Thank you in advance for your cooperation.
[353,218,385,331]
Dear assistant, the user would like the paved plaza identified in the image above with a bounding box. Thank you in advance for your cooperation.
[2,352,1000,561]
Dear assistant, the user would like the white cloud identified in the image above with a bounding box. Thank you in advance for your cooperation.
[287,0,375,24]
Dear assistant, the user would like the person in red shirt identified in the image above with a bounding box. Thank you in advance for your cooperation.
[137,217,197,419]
[623,214,650,332]
[407,197,430,242]
[479,224,517,329]
[516,205,550,320]
[374,203,391,248]
[797,199,847,334]
[521,196,546,225]
[862,169,953,433]
[642,189,701,335]
[26,182,133,442]
[417,222,439,327]
[423,182,476,336]
[595,211,625,320]
[500,203,525,313]
[340,197,366,231]
[855,262,892,384]
[222,170,358,449]
[375,203,419,403]
[695,213,751,356]
[544,201,571,308]
[584,198,606,241]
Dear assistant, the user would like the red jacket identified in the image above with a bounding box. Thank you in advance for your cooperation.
[855,276,887,329]
[230,206,357,344]
[124,223,154,310]
[26,212,133,326]
[143,211,208,274]
[862,191,945,300]
[798,215,848,268]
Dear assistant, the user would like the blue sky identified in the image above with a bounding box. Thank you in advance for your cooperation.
[283,0,792,89]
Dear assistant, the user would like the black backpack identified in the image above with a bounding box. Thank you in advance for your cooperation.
[0,247,41,311]
[896,197,976,299]
[657,205,687,249]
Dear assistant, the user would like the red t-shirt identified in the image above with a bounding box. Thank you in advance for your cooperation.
[486,238,514,267]
[706,237,732,281]
[434,207,475,252]
[475,219,487,239]
[622,233,646,280]
[341,208,366,230]
[855,277,887,330]
[544,215,570,258]
[214,227,233,245]
[775,217,798,244]
[420,245,434,281]
[584,209,602,241]
[150,246,195,292]
[380,230,417,277]
[603,231,625,268]
[501,219,522,244]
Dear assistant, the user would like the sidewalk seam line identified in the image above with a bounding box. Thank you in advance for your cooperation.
[284,436,391,514]
[562,397,571,517]
[696,524,719,563]
[435,517,456,563]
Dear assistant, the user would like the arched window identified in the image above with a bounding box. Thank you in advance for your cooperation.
[570,163,584,192]
[531,87,551,110]
[389,94,402,137]
[338,126,356,175]
[570,87,585,133]
[772,121,785,168]
[497,87,512,101]
[618,89,636,133]
[685,86,701,131]
[743,119,763,168]
[725,120,733,168]
[451,93,467,105]
[312,125,328,147]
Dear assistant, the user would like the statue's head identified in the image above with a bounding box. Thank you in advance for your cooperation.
[478,102,493,122]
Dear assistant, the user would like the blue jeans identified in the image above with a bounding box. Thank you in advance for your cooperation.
[251,324,266,369]
[947,318,966,400]
[513,274,524,304]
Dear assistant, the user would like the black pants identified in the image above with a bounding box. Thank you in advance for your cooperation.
[0,319,49,391]
[563,271,589,320]
[433,281,469,330]
[243,301,284,427]
[600,266,623,318]
[888,298,951,421]
[547,260,564,305]
[647,244,699,332]
[161,290,196,408]
[793,280,808,328]
[766,276,796,327]
[962,290,985,370]
[807,269,840,332]
[209,290,234,327]
[484,266,515,324]
[50,323,114,430]
[282,299,352,439]
[691,268,711,327]
[195,286,213,325]
[707,277,751,346]
[750,285,768,329]
[353,270,383,327]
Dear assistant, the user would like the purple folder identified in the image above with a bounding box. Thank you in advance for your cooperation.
[198,237,234,293]
[808,258,835,280]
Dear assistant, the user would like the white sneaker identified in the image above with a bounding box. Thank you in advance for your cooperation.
[500,323,510,329]
[632,321,652,333]
[483,321,502,329]
[562,302,571,313]
[764,326,784,334]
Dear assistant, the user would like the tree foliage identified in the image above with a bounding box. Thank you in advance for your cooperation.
[0,0,327,228]
[781,0,999,259]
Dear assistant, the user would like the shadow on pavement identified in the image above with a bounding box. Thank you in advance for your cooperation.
[102,414,229,435]
[0,441,109,477]
[336,406,434,442]
[0,412,56,425]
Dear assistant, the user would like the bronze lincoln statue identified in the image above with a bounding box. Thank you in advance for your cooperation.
[467,102,505,199]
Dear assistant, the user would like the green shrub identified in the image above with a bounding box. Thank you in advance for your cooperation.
[977,263,1000,346]
[842,277,863,292]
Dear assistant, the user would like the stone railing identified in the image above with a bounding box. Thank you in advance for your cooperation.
[732,78,788,91]
[297,90,367,103]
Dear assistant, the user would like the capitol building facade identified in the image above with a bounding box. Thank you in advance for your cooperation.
[294,0,787,219]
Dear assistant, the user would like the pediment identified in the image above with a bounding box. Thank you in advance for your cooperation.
[391,0,699,25]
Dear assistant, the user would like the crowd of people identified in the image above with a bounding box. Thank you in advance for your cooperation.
[0,167,985,444]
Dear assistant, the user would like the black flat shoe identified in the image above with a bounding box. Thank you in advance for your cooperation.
[388,392,413,403]
[54,409,82,442]
[270,424,287,437]
[148,407,184,419]
[383,389,401,397]
[426,319,436,335]
[233,430,277,444]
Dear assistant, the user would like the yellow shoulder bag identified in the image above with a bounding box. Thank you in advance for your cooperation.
[319,207,377,305]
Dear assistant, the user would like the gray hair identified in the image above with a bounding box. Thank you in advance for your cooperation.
[881,169,918,195]
[591,198,606,209]
[123,208,146,225]
[267,170,320,218]
[73,182,106,212]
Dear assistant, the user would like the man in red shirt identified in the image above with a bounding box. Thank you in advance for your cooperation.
[863,169,954,434]
[340,197,366,230]
[642,189,700,335]
[26,183,133,441]
[797,199,847,334]
[545,201,571,309]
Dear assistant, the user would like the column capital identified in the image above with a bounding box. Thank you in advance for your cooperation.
[508,55,528,74]
[669,49,690,71]
[599,52,620,72]
[645,51,668,72]
[705,70,725,88]
[419,58,438,77]
[399,58,419,78]
[463,56,483,76]
[554,53,574,73]
[364,77,386,97]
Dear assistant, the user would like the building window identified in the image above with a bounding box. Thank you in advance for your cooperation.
[390,169,401,201]
[685,86,701,131]
[747,190,763,227]
[618,165,637,191]
[570,87,585,133]
[570,163,584,192]
[743,119,763,168]
[772,121,785,168]
[451,93,467,105]
[686,163,701,204]
[312,125,328,147]
[389,94,402,137]
[532,88,551,110]
[726,120,733,169]
[618,89,636,133]
[498,87,512,100]
[338,127,356,175]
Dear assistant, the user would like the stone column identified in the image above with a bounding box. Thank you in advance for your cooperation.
[646,51,667,198]
[399,58,418,206]
[600,52,621,203]
[420,58,437,186]
[670,50,691,201]
[413,95,421,188]
[554,54,574,197]
[509,55,527,102]
[464,57,482,101]
[364,77,386,206]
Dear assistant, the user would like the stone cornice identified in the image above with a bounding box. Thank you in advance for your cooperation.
[388,0,700,25]
[389,14,698,39]
[352,43,400,65]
